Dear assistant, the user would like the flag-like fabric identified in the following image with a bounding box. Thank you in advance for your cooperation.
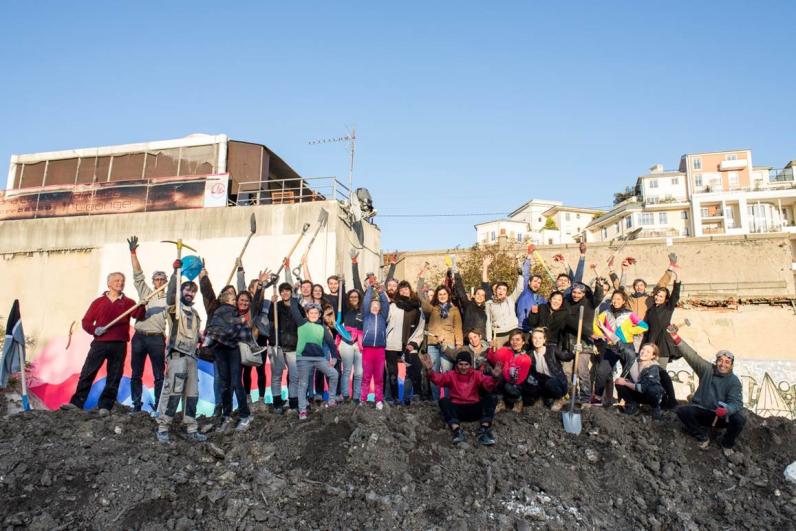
[1,300,25,387]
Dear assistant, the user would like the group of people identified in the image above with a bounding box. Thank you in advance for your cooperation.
[60,237,746,450]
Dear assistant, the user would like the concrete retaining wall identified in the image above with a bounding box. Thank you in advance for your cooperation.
[0,201,380,358]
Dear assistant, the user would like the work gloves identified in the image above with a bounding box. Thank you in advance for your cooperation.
[127,236,139,253]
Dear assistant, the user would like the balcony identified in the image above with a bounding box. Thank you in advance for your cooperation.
[719,159,748,171]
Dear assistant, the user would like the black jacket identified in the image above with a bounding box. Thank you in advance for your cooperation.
[531,344,574,383]
[641,282,681,360]
[525,304,568,346]
[205,303,243,348]
[564,282,604,346]
[268,299,302,351]
[453,273,487,337]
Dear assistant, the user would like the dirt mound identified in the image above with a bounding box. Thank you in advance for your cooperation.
[1,401,795,530]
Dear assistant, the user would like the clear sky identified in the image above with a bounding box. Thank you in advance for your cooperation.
[1,1,794,251]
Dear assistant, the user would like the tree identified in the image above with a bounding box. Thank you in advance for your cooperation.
[543,217,558,230]
[456,244,555,298]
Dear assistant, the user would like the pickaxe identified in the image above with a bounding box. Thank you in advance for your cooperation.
[162,239,198,339]
[226,213,257,287]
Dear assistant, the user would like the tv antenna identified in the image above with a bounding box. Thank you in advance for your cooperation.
[308,126,356,193]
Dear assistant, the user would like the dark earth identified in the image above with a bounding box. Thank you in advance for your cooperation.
[1,392,795,530]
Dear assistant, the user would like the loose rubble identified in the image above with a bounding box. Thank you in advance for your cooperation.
[0,393,794,530]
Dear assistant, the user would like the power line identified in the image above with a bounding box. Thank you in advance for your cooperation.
[378,206,615,218]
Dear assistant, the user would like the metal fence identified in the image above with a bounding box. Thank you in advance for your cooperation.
[231,177,350,207]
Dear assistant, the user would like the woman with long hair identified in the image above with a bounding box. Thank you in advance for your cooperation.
[339,289,364,402]
[525,290,568,346]
[420,285,463,400]
[385,280,426,405]
[641,264,681,408]
[592,290,648,406]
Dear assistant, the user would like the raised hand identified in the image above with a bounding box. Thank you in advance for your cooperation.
[579,241,587,255]
[419,353,433,371]
[126,236,139,253]
[483,255,494,267]
[491,362,503,378]
[350,249,359,263]
[390,252,398,265]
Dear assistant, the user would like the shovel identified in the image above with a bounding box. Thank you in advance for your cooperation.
[563,305,585,435]
[225,213,257,287]
[303,208,330,256]
[274,222,312,279]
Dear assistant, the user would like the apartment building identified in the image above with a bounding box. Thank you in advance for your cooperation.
[475,198,602,245]
[586,150,796,242]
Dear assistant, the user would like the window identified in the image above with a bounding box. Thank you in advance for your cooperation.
[725,153,737,161]
[682,227,690,237]
[658,212,668,224]
[516,233,523,242]
[728,171,739,188]
[576,213,581,219]
[701,207,710,217]
[490,231,496,242]
[538,217,542,223]
[626,216,633,228]
[641,212,654,225]
[565,212,571,221]
[693,157,702,170]
[602,228,608,239]
[615,222,620,233]
[671,177,679,185]
[681,211,689,220]
[548,238,554,245]
[695,174,702,187]
[649,179,658,189]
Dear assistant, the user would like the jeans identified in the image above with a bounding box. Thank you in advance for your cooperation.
[213,359,223,407]
[676,404,746,447]
[384,350,402,402]
[130,332,166,410]
[70,340,127,410]
[339,341,363,399]
[242,364,266,399]
[617,384,663,408]
[525,372,568,404]
[439,395,497,426]
[213,343,250,419]
[403,350,423,401]
[361,346,386,402]
[269,349,298,407]
[427,345,452,400]
[297,357,339,413]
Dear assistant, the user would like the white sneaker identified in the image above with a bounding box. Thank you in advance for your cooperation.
[375,401,384,411]
[236,417,252,432]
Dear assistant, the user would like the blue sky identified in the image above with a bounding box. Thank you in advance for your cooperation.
[1,1,794,251]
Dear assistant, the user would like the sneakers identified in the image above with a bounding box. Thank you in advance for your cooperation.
[299,410,308,421]
[698,438,711,450]
[325,399,337,408]
[156,431,170,444]
[621,402,640,416]
[236,417,252,432]
[550,399,566,412]
[451,427,465,445]
[186,431,207,442]
[98,408,110,417]
[60,403,78,411]
[375,401,384,411]
[212,405,223,418]
[589,395,603,407]
[218,417,235,434]
[495,401,506,414]
[543,398,555,409]
[477,426,496,446]
[512,402,524,414]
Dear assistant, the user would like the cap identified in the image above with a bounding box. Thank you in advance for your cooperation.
[715,350,734,362]
[152,271,167,280]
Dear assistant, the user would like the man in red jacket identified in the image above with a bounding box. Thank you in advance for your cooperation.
[61,272,145,415]
[421,350,502,446]
[487,329,533,413]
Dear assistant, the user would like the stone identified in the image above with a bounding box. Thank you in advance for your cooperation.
[40,469,52,487]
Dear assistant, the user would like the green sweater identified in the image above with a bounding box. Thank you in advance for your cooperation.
[677,339,743,415]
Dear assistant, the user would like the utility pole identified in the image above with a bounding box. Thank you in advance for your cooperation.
[308,126,356,193]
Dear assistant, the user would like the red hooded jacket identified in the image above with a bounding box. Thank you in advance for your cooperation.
[487,347,532,384]
[428,369,498,405]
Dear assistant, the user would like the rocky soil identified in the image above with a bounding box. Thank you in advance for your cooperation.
[1,394,795,530]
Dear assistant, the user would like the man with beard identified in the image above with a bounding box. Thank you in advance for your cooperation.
[155,260,207,443]
[515,245,547,334]
[564,280,604,402]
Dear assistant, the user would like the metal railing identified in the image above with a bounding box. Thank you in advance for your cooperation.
[230,177,351,207]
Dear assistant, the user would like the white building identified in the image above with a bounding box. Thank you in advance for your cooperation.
[475,198,603,245]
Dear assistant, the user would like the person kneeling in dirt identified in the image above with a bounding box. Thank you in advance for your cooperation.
[667,325,745,449]
[156,261,207,443]
[525,328,572,411]
[487,329,533,413]
[613,343,664,419]
[421,350,502,446]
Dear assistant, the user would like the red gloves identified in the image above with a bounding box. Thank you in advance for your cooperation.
[173,259,182,269]
[666,324,682,345]
[715,407,728,418]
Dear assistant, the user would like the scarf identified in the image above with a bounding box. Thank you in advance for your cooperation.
[393,294,420,312]
[439,302,451,320]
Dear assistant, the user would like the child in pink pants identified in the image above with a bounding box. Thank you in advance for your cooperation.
[360,284,390,409]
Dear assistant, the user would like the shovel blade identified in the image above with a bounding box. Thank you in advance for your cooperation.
[317,208,330,226]
[250,213,257,233]
[562,410,582,435]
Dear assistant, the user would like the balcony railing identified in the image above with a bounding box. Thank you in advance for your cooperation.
[231,177,351,206]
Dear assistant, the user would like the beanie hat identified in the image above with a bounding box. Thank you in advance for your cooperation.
[455,350,473,365]
[715,350,734,362]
